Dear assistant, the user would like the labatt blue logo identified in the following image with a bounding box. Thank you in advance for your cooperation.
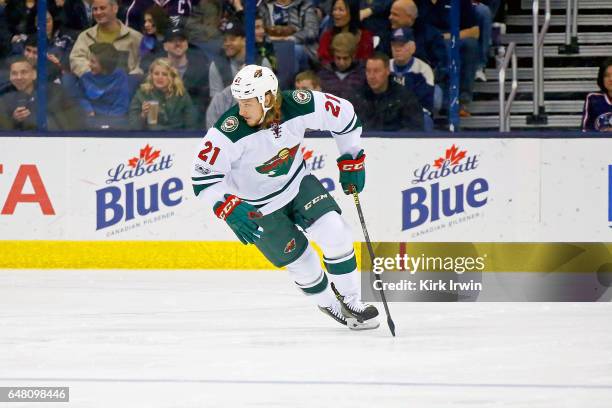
[96,144,182,230]
[402,144,488,230]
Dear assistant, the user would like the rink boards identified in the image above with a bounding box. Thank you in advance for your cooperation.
[0,137,610,268]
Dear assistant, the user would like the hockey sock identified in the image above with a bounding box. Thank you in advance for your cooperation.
[286,243,337,307]
[305,212,360,299]
[324,250,360,299]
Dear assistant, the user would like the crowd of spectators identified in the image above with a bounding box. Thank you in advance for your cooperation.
[6,0,580,133]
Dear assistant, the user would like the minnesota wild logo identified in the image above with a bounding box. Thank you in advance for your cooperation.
[292,90,311,104]
[255,144,300,177]
[221,115,239,132]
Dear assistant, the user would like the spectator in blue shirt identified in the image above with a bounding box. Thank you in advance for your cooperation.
[582,58,612,132]
[388,0,447,94]
[389,27,435,115]
[77,42,130,129]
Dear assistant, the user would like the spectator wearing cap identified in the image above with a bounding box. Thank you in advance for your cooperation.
[0,56,84,129]
[353,52,423,131]
[318,0,373,65]
[163,25,211,123]
[77,42,130,129]
[389,27,435,115]
[257,0,319,70]
[209,20,271,97]
[388,0,447,90]
[129,57,197,130]
[294,70,321,91]
[582,58,612,132]
[415,0,480,116]
[318,32,365,101]
[139,4,169,72]
[70,0,143,77]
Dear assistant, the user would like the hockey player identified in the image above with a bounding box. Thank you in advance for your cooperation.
[191,64,379,330]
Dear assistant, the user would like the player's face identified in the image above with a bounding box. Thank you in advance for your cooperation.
[366,59,390,93]
[604,66,612,94]
[237,98,264,127]
[332,0,350,28]
[92,0,118,25]
[10,61,36,92]
[391,41,415,65]
[333,51,353,72]
[255,19,265,43]
[389,2,414,30]
[224,35,246,58]
[89,54,102,75]
[151,65,171,90]
[144,14,156,35]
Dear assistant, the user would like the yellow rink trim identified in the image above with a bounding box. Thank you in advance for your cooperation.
[0,241,363,270]
[2,241,611,272]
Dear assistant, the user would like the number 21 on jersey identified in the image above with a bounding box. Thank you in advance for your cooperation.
[198,141,221,165]
[324,94,341,117]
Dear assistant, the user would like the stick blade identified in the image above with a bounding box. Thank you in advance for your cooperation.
[387,317,396,337]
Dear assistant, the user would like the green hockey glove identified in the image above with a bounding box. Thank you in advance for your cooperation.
[214,195,262,244]
[337,149,366,194]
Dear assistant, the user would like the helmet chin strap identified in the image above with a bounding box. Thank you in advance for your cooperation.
[257,96,273,125]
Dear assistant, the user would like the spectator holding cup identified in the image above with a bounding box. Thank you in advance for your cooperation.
[129,57,197,130]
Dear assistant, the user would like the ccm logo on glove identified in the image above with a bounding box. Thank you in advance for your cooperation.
[337,155,365,172]
[214,195,242,220]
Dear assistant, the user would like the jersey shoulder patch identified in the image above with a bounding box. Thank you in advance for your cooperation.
[281,89,315,121]
[213,105,257,143]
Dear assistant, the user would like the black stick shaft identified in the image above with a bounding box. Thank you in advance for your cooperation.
[350,188,396,337]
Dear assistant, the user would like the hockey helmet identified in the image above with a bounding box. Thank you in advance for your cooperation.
[231,65,279,123]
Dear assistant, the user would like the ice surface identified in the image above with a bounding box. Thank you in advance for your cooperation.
[0,270,611,408]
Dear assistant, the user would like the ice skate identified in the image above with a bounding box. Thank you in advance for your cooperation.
[331,283,380,330]
[318,299,359,327]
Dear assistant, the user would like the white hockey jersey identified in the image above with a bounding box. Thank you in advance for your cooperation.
[191,89,362,215]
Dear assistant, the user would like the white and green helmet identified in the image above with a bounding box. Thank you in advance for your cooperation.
[231,65,279,123]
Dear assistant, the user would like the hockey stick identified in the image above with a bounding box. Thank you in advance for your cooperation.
[349,186,396,337]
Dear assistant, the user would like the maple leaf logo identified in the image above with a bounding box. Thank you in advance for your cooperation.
[300,146,314,161]
[128,144,161,168]
[433,144,467,169]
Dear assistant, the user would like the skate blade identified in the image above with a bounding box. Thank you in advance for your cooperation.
[346,317,380,330]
